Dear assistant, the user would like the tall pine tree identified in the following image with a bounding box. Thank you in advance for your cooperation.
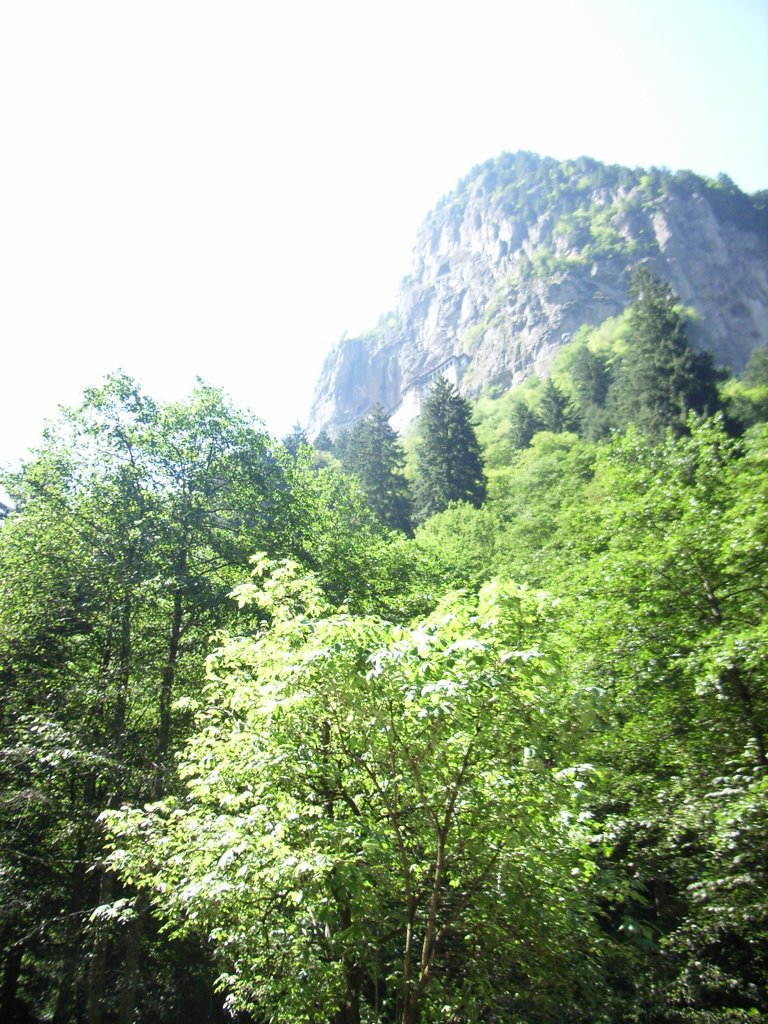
[282,421,308,456]
[414,377,486,521]
[341,403,412,533]
[569,345,613,440]
[537,378,576,433]
[614,268,721,438]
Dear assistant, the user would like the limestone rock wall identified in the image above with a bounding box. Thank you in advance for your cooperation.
[307,154,768,437]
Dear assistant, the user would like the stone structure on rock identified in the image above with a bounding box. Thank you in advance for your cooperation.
[307,152,768,437]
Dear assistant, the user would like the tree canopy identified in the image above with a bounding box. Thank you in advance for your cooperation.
[105,560,603,1024]
[2,333,767,1024]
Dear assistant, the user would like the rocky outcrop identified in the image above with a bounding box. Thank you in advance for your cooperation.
[307,153,768,436]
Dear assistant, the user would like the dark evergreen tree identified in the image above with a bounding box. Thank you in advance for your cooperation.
[613,268,721,438]
[312,428,335,453]
[414,377,486,521]
[570,345,611,407]
[341,404,412,533]
[743,345,768,387]
[282,421,308,456]
[507,400,541,449]
[332,428,350,464]
[537,378,576,433]
[569,346,613,439]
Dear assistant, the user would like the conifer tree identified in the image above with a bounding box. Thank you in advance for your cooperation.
[570,346,611,410]
[537,378,576,433]
[569,345,613,439]
[414,377,486,521]
[508,400,541,449]
[312,428,334,452]
[743,345,768,387]
[282,421,308,456]
[341,403,412,532]
[614,268,721,438]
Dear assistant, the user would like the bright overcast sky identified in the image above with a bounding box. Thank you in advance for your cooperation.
[1,0,767,465]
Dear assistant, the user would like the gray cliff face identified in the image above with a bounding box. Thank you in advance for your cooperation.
[308,154,768,436]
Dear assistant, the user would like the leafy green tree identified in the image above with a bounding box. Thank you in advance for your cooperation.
[0,375,300,1023]
[613,269,721,438]
[415,387,768,1019]
[340,404,412,532]
[548,417,768,1019]
[472,390,542,464]
[413,501,499,588]
[278,448,438,620]
[413,432,598,596]
[721,344,768,430]
[414,378,486,521]
[105,558,604,1024]
[743,344,768,387]
[0,380,167,1024]
[0,373,449,1023]
[583,417,766,770]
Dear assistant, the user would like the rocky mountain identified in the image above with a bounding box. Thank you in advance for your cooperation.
[307,152,768,437]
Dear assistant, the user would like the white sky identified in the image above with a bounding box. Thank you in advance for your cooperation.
[1,0,767,465]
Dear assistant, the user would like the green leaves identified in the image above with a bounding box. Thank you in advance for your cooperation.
[105,564,598,1022]
[2,374,438,1020]
[4,349,764,1022]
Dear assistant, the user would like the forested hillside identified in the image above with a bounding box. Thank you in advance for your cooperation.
[1,273,767,1023]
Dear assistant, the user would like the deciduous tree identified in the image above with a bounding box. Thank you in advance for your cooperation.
[105,559,603,1024]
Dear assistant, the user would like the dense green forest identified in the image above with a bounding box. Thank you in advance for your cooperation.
[1,274,767,1023]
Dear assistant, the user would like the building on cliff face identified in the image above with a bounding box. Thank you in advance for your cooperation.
[307,152,768,438]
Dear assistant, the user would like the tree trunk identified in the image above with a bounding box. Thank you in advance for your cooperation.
[401,832,449,1024]
[722,664,767,769]
[112,590,132,765]
[330,857,361,1024]
[86,870,113,1024]
[156,535,187,787]
[53,840,87,1024]
[118,890,150,1024]
[88,585,132,1024]
[120,543,186,1022]
[0,941,26,1023]
[156,585,183,769]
